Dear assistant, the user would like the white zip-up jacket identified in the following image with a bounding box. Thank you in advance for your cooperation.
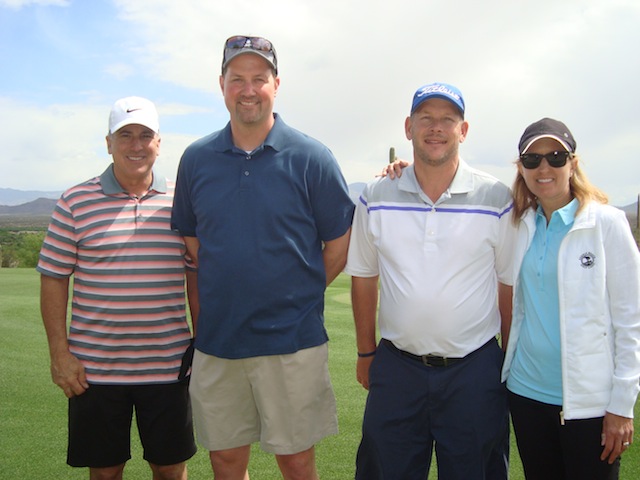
[502,201,640,420]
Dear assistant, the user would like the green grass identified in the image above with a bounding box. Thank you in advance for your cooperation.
[1,270,638,479]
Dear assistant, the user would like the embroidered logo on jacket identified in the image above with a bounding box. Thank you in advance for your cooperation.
[580,252,596,268]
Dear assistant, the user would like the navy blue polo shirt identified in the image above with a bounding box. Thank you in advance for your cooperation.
[171,114,354,359]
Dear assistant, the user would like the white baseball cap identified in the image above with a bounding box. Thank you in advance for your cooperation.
[108,96,159,134]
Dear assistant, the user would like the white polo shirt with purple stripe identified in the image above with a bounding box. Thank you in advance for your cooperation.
[345,160,515,358]
[37,165,193,385]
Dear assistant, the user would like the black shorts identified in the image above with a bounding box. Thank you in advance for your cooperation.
[67,380,196,468]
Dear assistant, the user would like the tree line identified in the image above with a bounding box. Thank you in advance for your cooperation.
[0,230,45,268]
[1,226,638,269]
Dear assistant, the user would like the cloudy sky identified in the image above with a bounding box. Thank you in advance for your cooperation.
[1,0,639,206]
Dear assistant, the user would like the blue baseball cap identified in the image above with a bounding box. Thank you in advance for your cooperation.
[411,82,465,117]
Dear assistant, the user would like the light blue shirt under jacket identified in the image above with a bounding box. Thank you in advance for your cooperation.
[507,199,579,405]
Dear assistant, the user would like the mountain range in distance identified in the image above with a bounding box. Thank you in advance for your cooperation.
[0,188,62,207]
[0,186,637,228]
[0,185,366,218]
[0,184,367,206]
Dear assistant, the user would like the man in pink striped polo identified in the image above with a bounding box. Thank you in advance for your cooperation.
[38,97,197,479]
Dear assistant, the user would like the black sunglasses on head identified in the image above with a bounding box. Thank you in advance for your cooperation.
[224,35,273,53]
[519,151,572,169]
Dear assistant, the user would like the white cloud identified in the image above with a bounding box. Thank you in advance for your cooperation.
[1,0,639,206]
[104,63,134,81]
[0,97,203,191]
[0,98,107,190]
[0,0,69,9]
[159,103,213,117]
[153,132,200,184]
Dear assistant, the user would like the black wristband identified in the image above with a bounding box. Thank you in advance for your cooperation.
[357,350,377,358]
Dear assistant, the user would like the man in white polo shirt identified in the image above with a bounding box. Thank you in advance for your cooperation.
[345,82,516,479]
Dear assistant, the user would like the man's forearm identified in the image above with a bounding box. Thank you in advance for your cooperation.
[498,282,513,351]
[40,274,71,356]
[351,275,379,353]
[185,269,199,336]
[323,228,351,286]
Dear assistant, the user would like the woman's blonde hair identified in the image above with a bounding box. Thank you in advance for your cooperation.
[511,154,609,224]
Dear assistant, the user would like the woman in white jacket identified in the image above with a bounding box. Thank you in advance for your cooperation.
[501,118,640,479]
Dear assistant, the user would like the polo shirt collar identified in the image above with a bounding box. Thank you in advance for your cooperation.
[398,158,474,195]
[216,113,285,154]
[448,159,474,194]
[536,197,579,226]
[263,113,287,152]
[100,164,166,195]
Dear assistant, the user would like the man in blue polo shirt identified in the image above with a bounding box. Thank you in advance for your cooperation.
[171,35,354,479]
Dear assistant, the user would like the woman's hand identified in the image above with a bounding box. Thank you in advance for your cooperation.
[600,411,634,464]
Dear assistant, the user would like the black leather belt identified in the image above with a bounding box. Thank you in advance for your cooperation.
[381,338,493,367]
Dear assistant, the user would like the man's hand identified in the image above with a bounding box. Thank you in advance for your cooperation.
[50,350,89,398]
[356,356,375,390]
[378,159,410,179]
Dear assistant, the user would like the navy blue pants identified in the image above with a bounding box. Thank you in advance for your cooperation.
[355,338,509,480]
[509,391,620,480]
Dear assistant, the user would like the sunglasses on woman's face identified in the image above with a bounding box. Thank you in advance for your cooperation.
[519,151,572,169]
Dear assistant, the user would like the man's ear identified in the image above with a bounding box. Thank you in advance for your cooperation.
[404,116,412,141]
[459,121,469,143]
[274,75,280,97]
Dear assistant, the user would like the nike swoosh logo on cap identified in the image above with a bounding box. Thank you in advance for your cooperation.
[126,108,141,113]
